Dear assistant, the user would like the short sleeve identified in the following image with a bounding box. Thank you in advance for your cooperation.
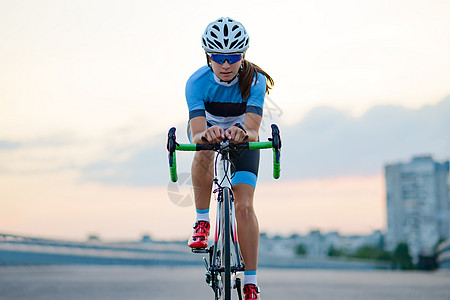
[245,72,266,116]
[185,72,206,120]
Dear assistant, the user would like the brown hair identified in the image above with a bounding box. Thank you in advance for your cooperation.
[206,54,274,101]
[239,59,274,101]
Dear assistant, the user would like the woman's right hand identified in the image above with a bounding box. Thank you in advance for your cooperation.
[202,125,225,143]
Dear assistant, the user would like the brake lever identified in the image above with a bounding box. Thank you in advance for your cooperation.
[269,124,281,150]
[167,127,178,152]
[167,127,179,167]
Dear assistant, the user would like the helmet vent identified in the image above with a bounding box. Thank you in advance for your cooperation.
[224,39,228,47]
[211,32,218,38]
[235,39,245,49]
[224,24,228,36]
[214,40,223,49]
[232,25,239,31]
[234,31,241,38]
[206,37,216,49]
[213,25,220,31]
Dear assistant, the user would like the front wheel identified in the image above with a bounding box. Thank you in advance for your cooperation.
[222,187,232,300]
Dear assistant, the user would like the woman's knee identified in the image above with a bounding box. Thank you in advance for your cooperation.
[235,200,254,219]
[234,185,256,219]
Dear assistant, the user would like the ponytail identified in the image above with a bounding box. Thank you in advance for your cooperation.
[239,60,274,101]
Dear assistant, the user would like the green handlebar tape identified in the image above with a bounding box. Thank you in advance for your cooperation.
[273,148,280,179]
[273,162,280,179]
[170,153,178,182]
[249,141,272,150]
[176,144,198,151]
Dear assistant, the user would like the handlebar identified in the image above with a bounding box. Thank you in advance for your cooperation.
[167,124,282,182]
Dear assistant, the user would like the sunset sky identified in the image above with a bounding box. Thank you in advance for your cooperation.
[1,0,449,241]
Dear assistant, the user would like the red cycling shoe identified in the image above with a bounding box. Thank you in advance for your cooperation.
[243,284,261,300]
[188,221,210,248]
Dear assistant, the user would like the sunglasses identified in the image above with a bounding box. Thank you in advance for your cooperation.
[208,53,243,65]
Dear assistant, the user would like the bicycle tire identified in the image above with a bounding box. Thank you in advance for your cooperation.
[214,200,224,300]
[223,187,232,300]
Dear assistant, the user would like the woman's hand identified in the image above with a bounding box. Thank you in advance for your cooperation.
[225,125,247,143]
[202,125,225,143]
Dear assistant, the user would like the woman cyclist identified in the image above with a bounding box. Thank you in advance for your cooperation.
[186,17,273,300]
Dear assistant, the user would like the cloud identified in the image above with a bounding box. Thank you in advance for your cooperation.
[2,97,449,186]
[0,141,22,150]
[0,133,79,174]
[80,124,193,187]
[276,96,450,181]
[81,137,169,187]
[80,96,450,186]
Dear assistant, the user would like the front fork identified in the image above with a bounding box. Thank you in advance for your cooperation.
[201,187,243,300]
[203,253,243,300]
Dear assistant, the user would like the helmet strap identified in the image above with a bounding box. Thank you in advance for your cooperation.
[239,61,244,74]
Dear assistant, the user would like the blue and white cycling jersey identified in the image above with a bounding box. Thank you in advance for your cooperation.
[185,65,267,188]
[186,65,266,129]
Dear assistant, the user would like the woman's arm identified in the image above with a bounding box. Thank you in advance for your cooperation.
[225,112,261,143]
[190,116,225,143]
[243,112,262,142]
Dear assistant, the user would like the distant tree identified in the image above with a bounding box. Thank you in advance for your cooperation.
[393,243,414,270]
[352,246,376,259]
[328,246,345,257]
[296,243,307,256]
[377,234,385,250]
[351,246,392,261]
[88,234,100,241]
[141,234,152,243]
[376,249,393,261]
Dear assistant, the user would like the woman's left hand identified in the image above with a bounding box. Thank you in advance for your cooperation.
[225,126,247,143]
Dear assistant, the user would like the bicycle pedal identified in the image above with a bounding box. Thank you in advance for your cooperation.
[191,248,209,253]
[205,272,212,286]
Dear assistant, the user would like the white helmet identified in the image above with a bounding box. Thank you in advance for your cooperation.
[201,17,249,54]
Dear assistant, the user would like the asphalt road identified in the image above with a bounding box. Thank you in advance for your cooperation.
[0,266,449,300]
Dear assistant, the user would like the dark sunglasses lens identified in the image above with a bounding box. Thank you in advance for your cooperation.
[211,54,242,64]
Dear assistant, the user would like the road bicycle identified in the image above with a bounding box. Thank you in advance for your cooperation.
[167,124,281,300]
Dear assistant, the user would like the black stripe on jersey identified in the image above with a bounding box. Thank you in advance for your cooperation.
[246,105,263,116]
[189,105,263,120]
[189,109,206,120]
[204,102,247,117]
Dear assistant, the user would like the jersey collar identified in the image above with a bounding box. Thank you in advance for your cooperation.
[213,72,239,87]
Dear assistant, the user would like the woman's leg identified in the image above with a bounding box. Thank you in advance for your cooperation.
[191,150,215,210]
[188,150,215,248]
[233,183,259,272]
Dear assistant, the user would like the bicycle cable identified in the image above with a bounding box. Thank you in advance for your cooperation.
[214,152,235,188]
